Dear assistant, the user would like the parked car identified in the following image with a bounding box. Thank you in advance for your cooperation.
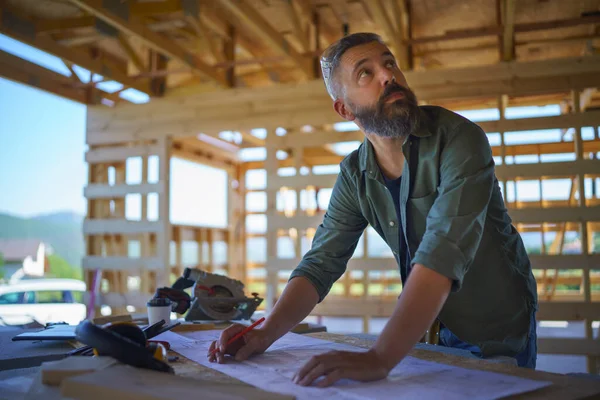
[0,278,86,326]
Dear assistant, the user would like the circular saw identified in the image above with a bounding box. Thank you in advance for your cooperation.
[155,268,262,321]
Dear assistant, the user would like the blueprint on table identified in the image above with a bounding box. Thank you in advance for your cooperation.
[155,330,551,400]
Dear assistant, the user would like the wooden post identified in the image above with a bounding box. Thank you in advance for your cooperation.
[265,129,278,311]
[157,137,172,288]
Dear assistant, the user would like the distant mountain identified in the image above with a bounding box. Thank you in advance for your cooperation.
[31,211,84,226]
[0,211,85,267]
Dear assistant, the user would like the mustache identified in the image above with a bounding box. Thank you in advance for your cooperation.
[380,83,411,102]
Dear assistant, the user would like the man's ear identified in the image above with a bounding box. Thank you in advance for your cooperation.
[333,99,355,121]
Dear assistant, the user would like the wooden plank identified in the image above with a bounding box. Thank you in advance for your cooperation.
[0,5,152,95]
[313,297,396,317]
[0,49,87,104]
[507,206,600,223]
[268,173,338,190]
[530,255,600,271]
[84,183,163,198]
[365,0,409,70]
[83,219,162,234]
[537,302,600,321]
[538,338,600,357]
[116,34,145,72]
[85,145,161,163]
[478,110,600,133]
[156,136,172,288]
[217,0,311,78]
[83,54,600,131]
[269,257,400,272]
[495,160,600,180]
[284,0,309,53]
[82,256,163,270]
[502,0,516,61]
[86,78,600,143]
[270,214,324,231]
[67,0,227,86]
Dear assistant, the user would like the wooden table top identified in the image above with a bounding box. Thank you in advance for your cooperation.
[170,331,600,399]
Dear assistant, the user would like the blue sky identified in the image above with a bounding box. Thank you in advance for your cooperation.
[0,76,88,217]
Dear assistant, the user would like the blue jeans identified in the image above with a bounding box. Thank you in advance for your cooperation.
[438,311,537,369]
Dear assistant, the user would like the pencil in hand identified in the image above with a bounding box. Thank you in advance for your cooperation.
[210,317,266,357]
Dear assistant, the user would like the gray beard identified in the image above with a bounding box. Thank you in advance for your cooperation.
[349,88,420,140]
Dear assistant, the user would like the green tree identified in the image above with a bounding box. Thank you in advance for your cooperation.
[47,254,83,281]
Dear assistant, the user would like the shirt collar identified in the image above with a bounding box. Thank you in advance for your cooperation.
[359,106,432,173]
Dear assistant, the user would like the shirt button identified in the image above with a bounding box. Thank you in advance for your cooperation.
[389,221,396,227]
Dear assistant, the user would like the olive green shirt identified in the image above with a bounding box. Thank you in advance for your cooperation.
[290,105,538,358]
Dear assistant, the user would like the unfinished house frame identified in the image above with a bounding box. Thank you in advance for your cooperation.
[2,0,600,373]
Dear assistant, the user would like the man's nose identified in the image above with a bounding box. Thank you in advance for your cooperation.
[380,69,396,86]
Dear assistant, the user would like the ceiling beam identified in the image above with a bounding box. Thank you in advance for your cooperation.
[391,0,412,70]
[365,0,409,70]
[116,34,145,73]
[66,0,227,86]
[36,16,97,33]
[217,0,312,78]
[0,5,152,95]
[0,49,88,103]
[410,14,600,45]
[285,0,310,53]
[502,0,516,61]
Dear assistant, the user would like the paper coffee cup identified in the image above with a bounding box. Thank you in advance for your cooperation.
[147,298,172,326]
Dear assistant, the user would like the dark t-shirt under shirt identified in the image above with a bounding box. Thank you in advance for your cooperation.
[381,173,412,284]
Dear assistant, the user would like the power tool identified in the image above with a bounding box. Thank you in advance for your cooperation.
[154,268,263,321]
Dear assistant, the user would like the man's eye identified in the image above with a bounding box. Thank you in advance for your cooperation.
[359,70,369,78]
[386,60,396,68]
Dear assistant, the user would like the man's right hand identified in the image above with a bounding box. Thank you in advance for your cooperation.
[207,324,274,363]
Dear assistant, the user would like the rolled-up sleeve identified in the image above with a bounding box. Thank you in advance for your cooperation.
[289,169,368,302]
[412,121,495,291]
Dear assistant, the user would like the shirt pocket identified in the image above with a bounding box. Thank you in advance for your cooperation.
[407,190,438,241]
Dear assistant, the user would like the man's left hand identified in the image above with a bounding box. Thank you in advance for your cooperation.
[292,349,391,388]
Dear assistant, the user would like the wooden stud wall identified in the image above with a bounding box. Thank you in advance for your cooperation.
[83,133,243,315]
[85,55,600,372]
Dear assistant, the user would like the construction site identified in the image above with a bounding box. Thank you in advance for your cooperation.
[1,0,600,399]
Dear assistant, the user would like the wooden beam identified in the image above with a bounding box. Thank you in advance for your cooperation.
[67,0,227,86]
[217,0,312,78]
[365,0,409,70]
[0,6,152,95]
[129,0,182,18]
[285,0,310,53]
[224,24,236,88]
[507,206,600,223]
[116,34,145,72]
[391,0,412,69]
[538,338,600,357]
[496,160,600,180]
[82,256,163,271]
[84,183,163,199]
[85,55,600,142]
[36,16,97,33]
[502,0,516,61]
[83,219,162,234]
[410,14,600,45]
[85,144,161,163]
[537,302,600,321]
[185,16,224,64]
[0,49,88,103]
[529,255,600,271]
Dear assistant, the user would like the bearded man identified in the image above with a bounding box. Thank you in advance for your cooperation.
[207,32,538,387]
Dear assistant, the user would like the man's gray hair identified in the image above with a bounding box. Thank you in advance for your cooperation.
[320,32,387,100]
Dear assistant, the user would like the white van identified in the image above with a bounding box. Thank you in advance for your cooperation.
[0,279,86,326]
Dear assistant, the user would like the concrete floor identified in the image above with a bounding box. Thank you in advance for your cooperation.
[303,317,597,375]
